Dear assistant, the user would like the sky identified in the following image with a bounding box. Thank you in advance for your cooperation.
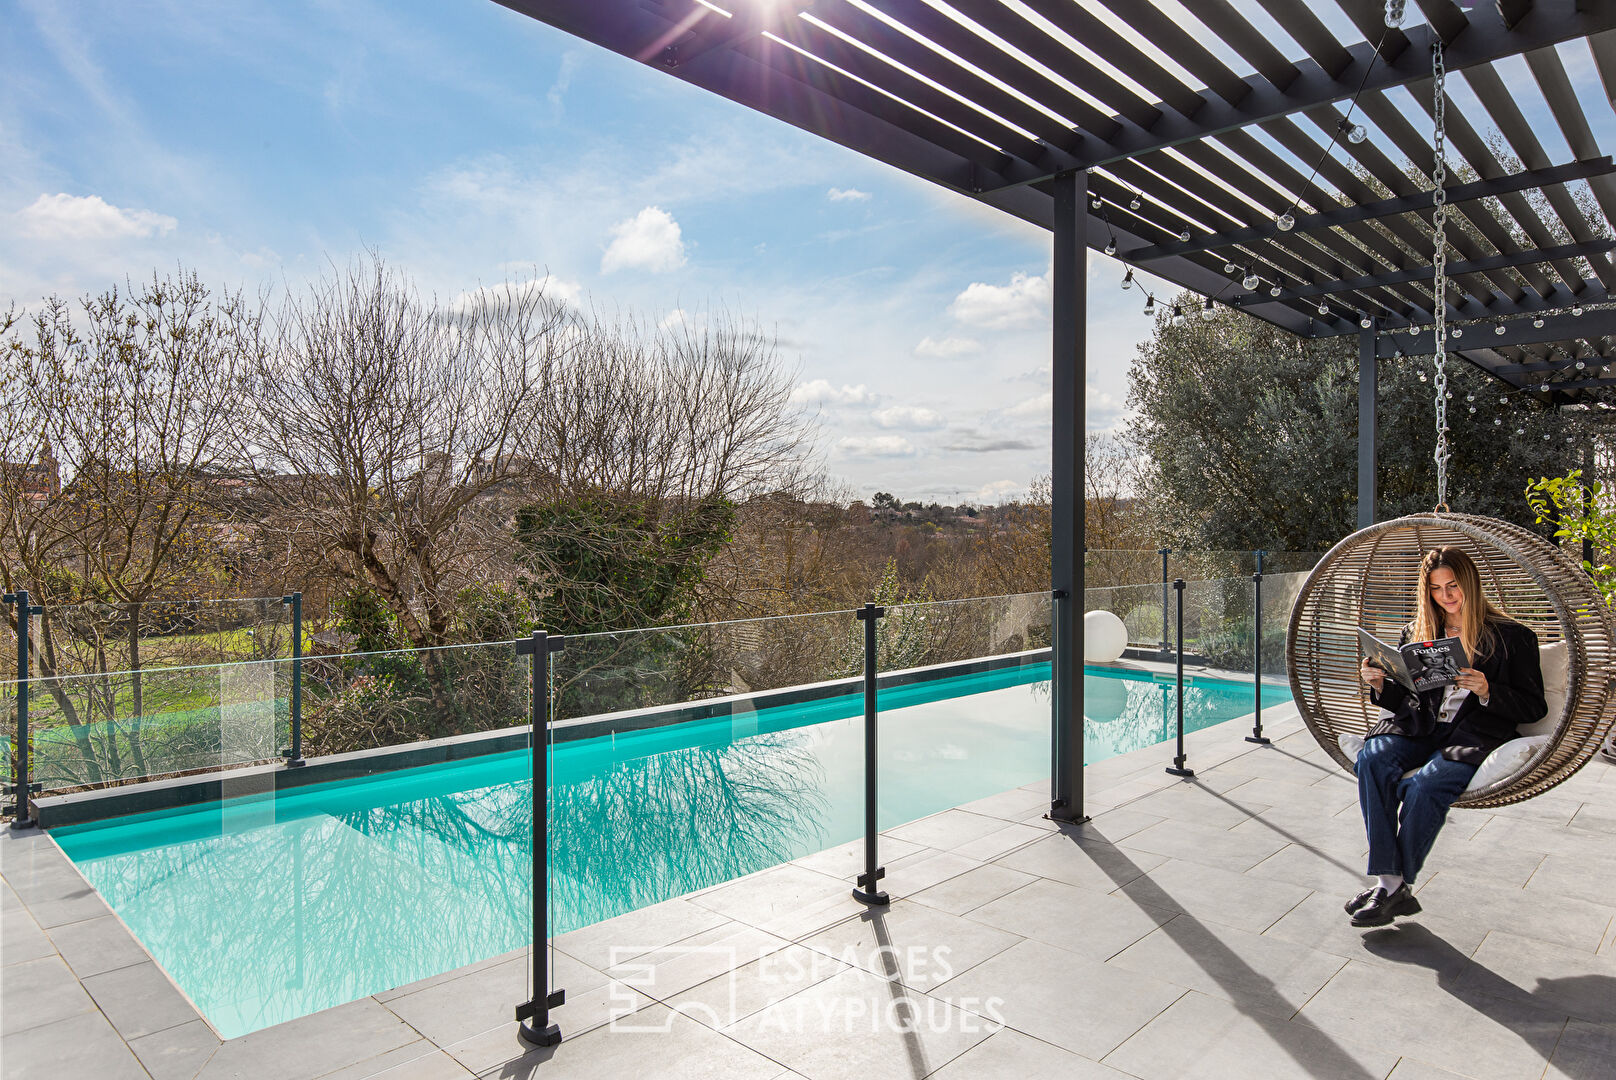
[2,1,1606,504]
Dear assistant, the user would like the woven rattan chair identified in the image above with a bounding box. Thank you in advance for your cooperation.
[1287,513,1616,808]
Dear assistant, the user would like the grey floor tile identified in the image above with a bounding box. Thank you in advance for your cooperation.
[665,943,847,1030]
[1524,851,1616,908]
[1208,746,1343,786]
[992,831,1167,893]
[1114,857,1311,935]
[1262,895,1488,977]
[357,1049,473,1079]
[1484,794,1584,829]
[0,955,95,1036]
[1107,915,1347,1020]
[1295,959,1567,1080]
[373,949,523,1003]
[954,789,1052,823]
[554,896,733,970]
[965,877,1174,961]
[1414,871,1616,954]
[792,836,925,882]
[316,1041,455,1080]
[908,863,1037,917]
[441,983,654,1074]
[6,859,114,929]
[1103,989,1399,1080]
[82,959,199,1041]
[461,1002,779,1080]
[926,1027,1134,1079]
[602,922,792,1001]
[45,913,150,978]
[1244,841,1371,896]
[1119,818,1288,874]
[725,965,992,1080]
[0,1008,150,1080]
[1544,1019,1616,1080]
[1059,806,1166,844]
[1231,804,1375,852]
[1,905,55,967]
[885,809,1018,852]
[1121,783,1272,830]
[195,997,418,1080]
[884,848,984,896]
[1219,776,1360,816]
[686,864,859,941]
[951,822,1048,862]
[1419,834,1550,889]
[1386,1059,1479,1080]
[1565,803,1616,836]
[931,938,1184,1061]
[1458,930,1616,1025]
[383,955,529,1048]
[127,1018,222,1080]
[796,899,1021,990]
[1469,815,1605,860]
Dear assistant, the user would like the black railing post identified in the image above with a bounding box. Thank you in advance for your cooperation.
[516,630,566,1047]
[1166,579,1194,778]
[5,590,42,829]
[1157,547,1172,657]
[281,593,305,767]
[852,602,890,906]
[1245,568,1270,745]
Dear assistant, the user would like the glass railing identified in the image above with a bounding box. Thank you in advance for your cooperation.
[1083,548,1321,589]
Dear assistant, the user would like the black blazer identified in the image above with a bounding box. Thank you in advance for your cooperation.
[1367,618,1547,766]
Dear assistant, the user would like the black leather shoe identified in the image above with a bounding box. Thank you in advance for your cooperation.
[1351,883,1421,927]
[1343,887,1377,915]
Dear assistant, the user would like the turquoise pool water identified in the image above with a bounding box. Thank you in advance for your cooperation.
[54,663,1286,1037]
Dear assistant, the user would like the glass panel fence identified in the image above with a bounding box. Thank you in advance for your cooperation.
[1083,549,1322,589]
[1084,582,1172,651]
[23,596,294,680]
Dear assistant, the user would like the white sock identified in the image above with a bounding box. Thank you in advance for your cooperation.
[1376,874,1404,893]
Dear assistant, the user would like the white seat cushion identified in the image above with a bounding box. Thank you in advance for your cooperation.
[1518,640,1567,737]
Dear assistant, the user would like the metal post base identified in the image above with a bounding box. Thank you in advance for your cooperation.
[852,867,889,906]
[1044,812,1091,826]
[1165,762,1196,778]
[9,815,37,831]
[518,1022,562,1047]
[284,756,307,768]
[1244,735,1271,745]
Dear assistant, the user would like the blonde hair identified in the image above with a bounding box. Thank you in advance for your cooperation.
[1412,546,1510,662]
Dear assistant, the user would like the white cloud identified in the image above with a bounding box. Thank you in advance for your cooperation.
[1005,392,1052,418]
[947,270,1050,329]
[914,335,980,359]
[838,435,917,458]
[17,193,176,241]
[601,206,687,274]
[974,479,1025,503]
[871,405,944,430]
[448,274,580,314]
[660,307,690,330]
[791,379,876,406]
[827,187,871,202]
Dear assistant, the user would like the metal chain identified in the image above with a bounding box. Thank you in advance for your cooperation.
[1432,37,1450,512]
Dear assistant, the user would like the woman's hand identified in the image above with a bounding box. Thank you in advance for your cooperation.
[1360,657,1386,691]
[1456,667,1489,701]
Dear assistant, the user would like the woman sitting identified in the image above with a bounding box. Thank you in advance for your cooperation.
[1351,546,1546,927]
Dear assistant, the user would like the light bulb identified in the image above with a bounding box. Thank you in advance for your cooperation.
[1121,269,1134,290]
[1465,393,1474,402]
[1242,269,1260,290]
[1385,0,1406,28]
[1419,372,1428,382]
[1277,211,1295,232]
[1468,406,1476,414]
[1270,282,1283,298]
[1572,305,1584,316]
[1544,433,1552,441]
[1495,324,1506,336]
[1516,428,1526,435]
[1091,196,1103,210]
[1533,317,1545,329]
[1202,298,1216,320]
[1339,119,1367,144]
[1576,360,1587,370]
[1451,328,1462,338]
[1105,238,1117,256]
[1500,397,1508,405]
[1129,195,1141,211]
[1223,261,1238,273]
[1171,305,1184,325]
[1360,314,1373,329]
[1567,435,1576,443]
[1317,301,1330,316]
[1493,418,1502,426]
[1541,383,1551,392]
[1178,229,1191,243]
[1143,296,1155,314]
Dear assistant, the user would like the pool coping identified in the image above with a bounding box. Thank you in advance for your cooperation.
[31,648,1049,827]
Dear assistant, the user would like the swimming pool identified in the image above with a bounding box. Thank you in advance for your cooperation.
[54,663,1285,1037]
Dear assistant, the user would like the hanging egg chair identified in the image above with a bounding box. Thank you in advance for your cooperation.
[1286,512,1616,808]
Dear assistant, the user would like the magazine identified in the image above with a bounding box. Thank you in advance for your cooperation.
[1358,628,1470,694]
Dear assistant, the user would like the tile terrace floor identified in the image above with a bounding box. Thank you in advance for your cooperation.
[3,701,1615,1080]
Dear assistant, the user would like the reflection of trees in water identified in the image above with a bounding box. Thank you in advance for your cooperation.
[549,729,827,928]
[1085,678,1253,760]
[71,727,827,1034]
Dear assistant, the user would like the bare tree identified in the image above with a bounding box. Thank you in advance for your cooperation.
[236,256,572,709]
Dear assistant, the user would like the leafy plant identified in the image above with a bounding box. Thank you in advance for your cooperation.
[1525,469,1615,605]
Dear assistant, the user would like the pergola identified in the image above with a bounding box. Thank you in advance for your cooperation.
[495,0,1616,823]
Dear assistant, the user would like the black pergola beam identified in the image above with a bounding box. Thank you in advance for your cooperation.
[1374,306,1616,359]
[1275,239,1616,303]
[1126,158,1616,263]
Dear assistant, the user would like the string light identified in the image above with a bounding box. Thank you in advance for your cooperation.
[1177,229,1191,243]
[1451,327,1462,338]
[1242,268,1260,290]
[1385,0,1406,28]
[1572,305,1585,316]
[1541,382,1551,392]
[1091,195,1103,210]
[1338,119,1367,144]
[1223,261,1238,273]
[1104,237,1117,256]
[1317,301,1330,316]
[1276,211,1295,231]
[1143,295,1155,315]
[1360,313,1373,329]
[1533,317,1545,328]
[1202,298,1216,320]
[1121,268,1134,290]
[1171,304,1184,325]
[1495,324,1506,336]
[1269,280,1283,298]
[1129,193,1141,211]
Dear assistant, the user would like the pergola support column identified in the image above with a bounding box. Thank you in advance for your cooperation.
[1358,321,1378,530]
[1050,168,1088,825]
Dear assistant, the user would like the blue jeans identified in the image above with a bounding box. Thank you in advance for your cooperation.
[1356,734,1478,885]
